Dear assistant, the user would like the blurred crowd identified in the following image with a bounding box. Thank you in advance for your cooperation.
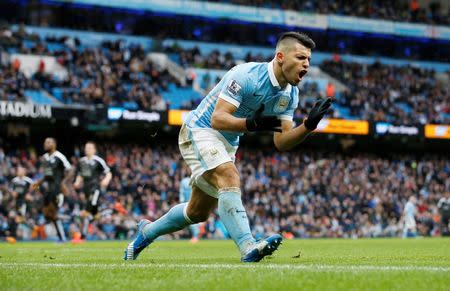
[166,46,271,71]
[206,0,449,25]
[165,44,450,125]
[0,25,173,110]
[2,24,449,125]
[0,143,448,241]
[321,59,450,124]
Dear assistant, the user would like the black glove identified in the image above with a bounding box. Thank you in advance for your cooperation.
[246,104,282,132]
[304,98,332,131]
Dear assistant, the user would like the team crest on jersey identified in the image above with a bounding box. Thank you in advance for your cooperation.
[273,95,290,113]
[227,80,242,96]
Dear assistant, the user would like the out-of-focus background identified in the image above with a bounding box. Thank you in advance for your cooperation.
[0,0,449,241]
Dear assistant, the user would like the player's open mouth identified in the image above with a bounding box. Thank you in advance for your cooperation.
[299,70,308,79]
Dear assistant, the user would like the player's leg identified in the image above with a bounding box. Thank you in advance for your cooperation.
[43,197,66,242]
[202,162,256,255]
[16,199,27,217]
[81,189,100,239]
[124,186,215,260]
[189,224,201,242]
[203,162,283,262]
[142,185,216,241]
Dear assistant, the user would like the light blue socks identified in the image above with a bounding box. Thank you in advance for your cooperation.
[218,188,256,255]
[142,202,193,241]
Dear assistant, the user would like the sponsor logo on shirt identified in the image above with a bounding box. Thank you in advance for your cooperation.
[227,80,242,96]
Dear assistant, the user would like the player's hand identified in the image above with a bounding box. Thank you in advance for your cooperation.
[73,181,81,190]
[304,97,332,131]
[246,104,282,132]
[31,183,40,191]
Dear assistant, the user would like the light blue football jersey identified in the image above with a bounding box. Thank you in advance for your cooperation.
[184,61,299,146]
[404,201,416,219]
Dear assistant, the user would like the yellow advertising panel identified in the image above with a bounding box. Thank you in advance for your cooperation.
[425,124,450,139]
[316,118,369,135]
[168,110,189,126]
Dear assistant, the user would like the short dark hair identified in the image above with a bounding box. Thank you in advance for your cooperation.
[277,32,316,49]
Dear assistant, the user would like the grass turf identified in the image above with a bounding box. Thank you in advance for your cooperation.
[1,238,449,290]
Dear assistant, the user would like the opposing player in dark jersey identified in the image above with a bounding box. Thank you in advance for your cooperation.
[32,137,72,242]
[73,141,112,239]
[11,166,33,217]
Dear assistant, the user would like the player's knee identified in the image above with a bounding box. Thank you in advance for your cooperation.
[214,164,240,188]
[186,207,210,223]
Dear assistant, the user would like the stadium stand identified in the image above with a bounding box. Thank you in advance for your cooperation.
[0,144,447,240]
[203,0,450,25]
[2,25,448,125]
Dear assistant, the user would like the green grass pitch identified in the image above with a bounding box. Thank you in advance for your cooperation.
[1,238,449,290]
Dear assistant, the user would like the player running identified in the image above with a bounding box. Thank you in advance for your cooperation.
[124,32,332,262]
[11,166,33,218]
[402,196,417,238]
[73,141,112,239]
[32,137,72,242]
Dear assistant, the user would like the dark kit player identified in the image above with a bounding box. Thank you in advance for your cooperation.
[73,141,112,239]
[11,166,33,218]
[32,137,72,242]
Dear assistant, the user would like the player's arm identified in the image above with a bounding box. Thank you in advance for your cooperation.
[211,99,246,132]
[211,70,281,132]
[61,168,74,195]
[73,174,83,189]
[58,154,74,195]
[273,98,332,152]
[100,172,112,189]
[73,160,83,189]
[98,157,112,189]
[211,100,282,132]
[10,188,18,199]
[25,177,34,193]
[273,120,311,151]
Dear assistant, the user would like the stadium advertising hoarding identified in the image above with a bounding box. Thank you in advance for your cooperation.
[168,111,371,136]
[168,109,189,126]
[424,124,450,139]
[0,101,52,119]
[375,122,420,136]
[107,107,167,124]
[316,118,369,135]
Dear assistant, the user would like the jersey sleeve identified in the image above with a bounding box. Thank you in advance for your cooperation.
[96,156,110,174]
[218,66,253,108]
[278,90,299,121]
[24,177,34,187]
[56,152,72,170]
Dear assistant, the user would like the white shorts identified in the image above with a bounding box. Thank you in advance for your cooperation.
[178,124,238,198]
[404,216,416,230]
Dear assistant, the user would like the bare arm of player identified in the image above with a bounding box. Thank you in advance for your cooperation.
[211,98,247,132]
[100,172,112,189]
[273,119,312,152]
[61,168,74,195]
[73,175,83,189]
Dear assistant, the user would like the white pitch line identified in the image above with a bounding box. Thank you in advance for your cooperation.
[1,262,449,273]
